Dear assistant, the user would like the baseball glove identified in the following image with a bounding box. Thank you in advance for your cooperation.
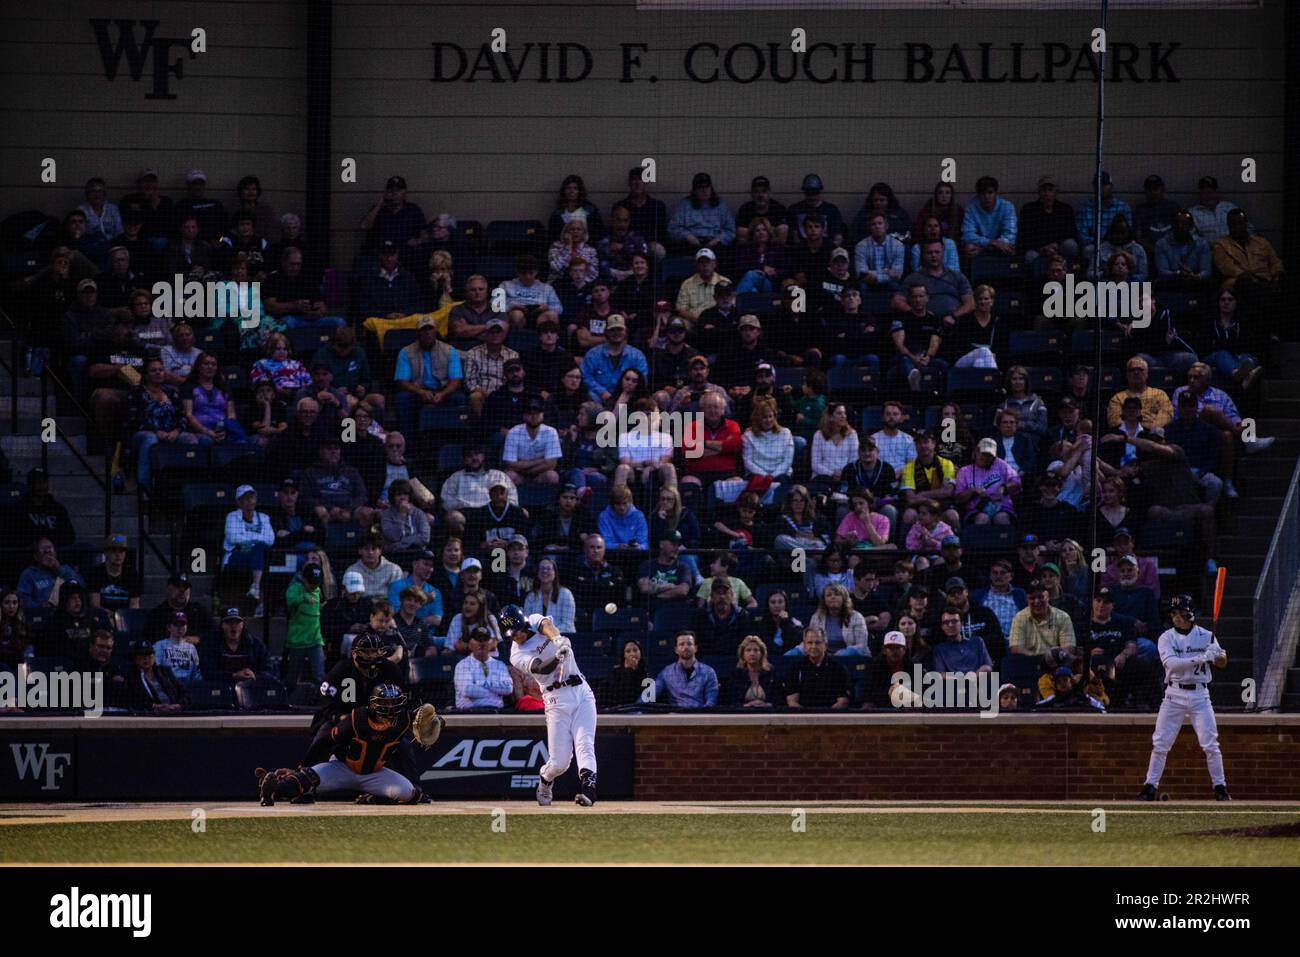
[411,703,446,749]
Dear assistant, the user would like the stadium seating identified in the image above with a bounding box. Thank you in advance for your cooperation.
[234,676,288,711]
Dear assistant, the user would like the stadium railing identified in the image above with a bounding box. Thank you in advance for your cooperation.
[1255,454,1300,710]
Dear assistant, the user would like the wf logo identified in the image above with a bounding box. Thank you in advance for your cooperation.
[91,19,197,100]
[10,743,72,791]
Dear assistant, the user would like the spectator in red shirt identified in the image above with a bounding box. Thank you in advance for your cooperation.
[681,391,742,490]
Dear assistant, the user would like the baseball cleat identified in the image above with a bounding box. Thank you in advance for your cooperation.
[257,768,276,807]
[1214,785,1232,801]
[575,768,597,807]
[574,792,593,807]
[536,777,553,806]
[1137,783,1158,801]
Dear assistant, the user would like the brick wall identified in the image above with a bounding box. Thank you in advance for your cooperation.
[633,719,1300,801]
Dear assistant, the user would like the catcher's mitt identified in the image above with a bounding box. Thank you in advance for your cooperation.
[411,703,446,749]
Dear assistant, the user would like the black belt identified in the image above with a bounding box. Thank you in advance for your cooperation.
[545,675,585,693]
[1168,682,1201,691]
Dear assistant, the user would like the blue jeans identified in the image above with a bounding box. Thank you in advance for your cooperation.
[1208,350,1256,381]
[132,430,199,486]
[898,355,950,380]
[194,418,250,444]
[224,542,269,573]
[283,645,325,687]
[398,389,467,436]
[284,313,346,330]
[1137,351,1197,381]
[735,270,774,295]
[567,468,608,491]
[831,353,881,373]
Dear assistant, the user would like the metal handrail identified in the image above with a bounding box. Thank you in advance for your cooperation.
[1253,455,1300,708]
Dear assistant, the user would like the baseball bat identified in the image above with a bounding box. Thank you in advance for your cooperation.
[1212,565,1227,632]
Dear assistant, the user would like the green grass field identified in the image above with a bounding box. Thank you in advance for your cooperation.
[3,806,1299,865]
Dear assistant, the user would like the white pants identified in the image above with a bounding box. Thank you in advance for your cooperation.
[312,755,417,801]
[1145,686,1225,787]
[953,347,998,369]
[540,681,598,783]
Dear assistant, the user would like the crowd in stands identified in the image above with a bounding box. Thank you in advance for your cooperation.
[0,163,1287,715]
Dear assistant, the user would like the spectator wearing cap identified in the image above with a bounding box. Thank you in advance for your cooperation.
[283,563,325,687]
[890,281,949,392]
[668,171,736,253]
[496,254,564,328]
[715,319,774,404]
[454,625,513,710]
[359,240,427,323]
[489,535,536,603]
[1039,562,1087,637]
[1008,579,1077,665]
[322,571,374,661]
[925,535,984,594]
[118,168,174,241]
[1047,394,1086,449]
[1085,586,1160,709]
[845,434,899,520]
[693,280,740,356]
[854,211,905,290]
[787,173,846,246]
[971,560,1027,640]
[1132,174,1179,252]
[955,438,1020,525]
[596,203,649,284]
[393,315,464,436]
[463,318,520,416]
[1034,666,1105,711]
[1190,175,1238,246]
[690,577,749,656]
[899,429,959,532]
[930,605,993,675]
[598,483,649,551]
[733,218,788,298]
[548,218,598,285]
[87,533,142,612]
[344,536,404,601]
[482,355,538,435]
[201,608,270,685]
[1154,208,1212,286]
[378,479,431,554]
[580,314,648,404]
[174,169,227,241]
[1017,174,1079,267]
[961,175,1017,259]
[572,277,618,350]
[222,485,276,603]
[86,312,152,444]
[1018,472,1083,549]
[300,438,370,530]
[265,246,344,331]
[359,174,427,255]
[621,167,669,259]
[153,611,202,686]
[650,320,704,406]
[269,477,317,546]
[1012,533,1044,592]
[654,631,720,708]
[441,444,517,526]
[463,479,531,551]
[570,534,624,612]
[675,246,731,328]
[1165,388,1227,505]
[861,629,911,708]
[938,577,1004,662]
[385,547,442,627]
[639,530,696,605]
[736,175,790,245]
[124,639,190,713]
[62,276,113,382]
[785,627,851,709]
[1076,170,1133,263]
[145,574,212,641]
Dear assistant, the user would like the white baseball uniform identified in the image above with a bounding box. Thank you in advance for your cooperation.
[509,613,598,785]
[1144,624,1225,788]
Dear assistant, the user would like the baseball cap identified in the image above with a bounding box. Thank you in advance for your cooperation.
[1036,174,1057,188]
[523,397,544,414]
[168,574,191,589]
[414,548,436,563]
[691,172,713,188]
[1054,666,1074,678]
[303,565,323,585]
[944,577,967,592]
[658,529,683,545]
[751,175,771,190]
[654,299,672,312]
[756,361,774,373]
[379,240,399,254]
[910,585,930,599]
[883,630,907,648]
[1040,562,1062,576]
[170,610,188,625]
[509,534,529,547]
[416,315,437,330]
[185,169,207,184]
[1198,175,1219,190]
[739,314,762,329]
[138,168,159,181]
[485,317,508,331]
[695,248,716,261]
[713,280,735,297]
[466,624,493,643]
[221,607,244,622]
[1094,586,1115,602]
[386,175,407,190]
[976,437,998,455]
[489,478,509,491]
[1144,174,1165,188]
[1117,554,1138,566]
[342,571,366,594]
[1113,527,1134,541]
[1020,533,1040,546]
[503,356,524,372]
[560,483,580,496]
[1059,395,1079,410]
[802,173,824,192]
[235,484,256,499]
[830,247,850,261]
[605,314,627,331]
[667,317,688,332]
[130,639,155,655]
[279,477,298,491]
[688,355,709,368]
[77,278,97,293]
[460,557,482,571]
[105,533,129,550]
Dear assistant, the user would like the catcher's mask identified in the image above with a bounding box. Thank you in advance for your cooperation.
[369,683,408,722]
[351,631,391,675]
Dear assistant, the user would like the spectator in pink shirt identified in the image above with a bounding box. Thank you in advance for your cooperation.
[835,488,894,551]
[955,437,1021,525]
[904,500,955,559]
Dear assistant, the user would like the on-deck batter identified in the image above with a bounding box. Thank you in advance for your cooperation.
[1138,594,1231,801]
[499,604,598,807]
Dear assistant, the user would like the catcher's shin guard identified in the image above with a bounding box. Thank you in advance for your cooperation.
[259,766,320,806]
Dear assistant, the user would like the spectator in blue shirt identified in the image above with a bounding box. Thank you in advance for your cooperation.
[18,537,83,610]
[654,631,720,708]
[387,549,444,629]
[668,172,736,252]
[961,176,1017,259]
[580,314,648,402]
[930,606,993,674]
[1077,171,1134,265]
[1154,210,1212,285]
[598,484,649,551]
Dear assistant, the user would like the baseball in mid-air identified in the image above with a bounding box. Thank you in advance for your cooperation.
[605,603,618,615]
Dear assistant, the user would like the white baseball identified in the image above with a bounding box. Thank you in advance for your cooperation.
[605,603,618,615]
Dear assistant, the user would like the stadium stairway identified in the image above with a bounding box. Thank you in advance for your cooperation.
[1267,343,1300,712]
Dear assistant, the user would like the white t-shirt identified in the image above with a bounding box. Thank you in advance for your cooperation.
[618,429,674,466]
[503,424,562,465]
